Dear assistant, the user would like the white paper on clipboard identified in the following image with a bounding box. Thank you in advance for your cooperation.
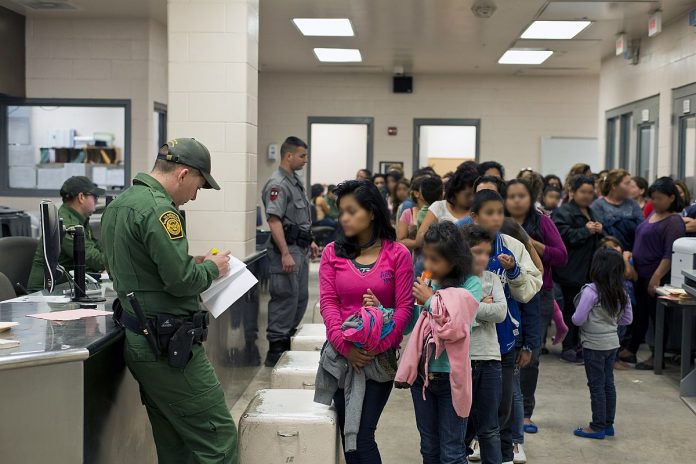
[201,258,258,318]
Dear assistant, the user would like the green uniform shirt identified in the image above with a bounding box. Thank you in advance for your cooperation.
[100,172,219,318]
[325,194,339,220]
[27,204,105,291]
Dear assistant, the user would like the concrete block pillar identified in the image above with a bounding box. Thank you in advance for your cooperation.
[167,0,259,258]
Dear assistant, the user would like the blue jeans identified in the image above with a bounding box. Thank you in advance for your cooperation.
[583,348,617,431]
[466,361,502,464]
[498,351,516,462]
[411,374,468,464]
[511,366,524,444]
[334,380,393,464]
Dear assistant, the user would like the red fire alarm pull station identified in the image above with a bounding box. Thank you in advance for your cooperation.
[388,127,398,136]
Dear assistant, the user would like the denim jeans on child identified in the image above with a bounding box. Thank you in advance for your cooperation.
[521,289,554,418]
[511,366,524,445]
[498,351,516,462]
[411,374,469,464]
[583,348,618,431]
[465,360,503,464]
[333,379,393,464]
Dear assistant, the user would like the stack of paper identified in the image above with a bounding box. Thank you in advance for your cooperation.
[27,309,112,322]
[0,339,20,350]
[201,257,258,318]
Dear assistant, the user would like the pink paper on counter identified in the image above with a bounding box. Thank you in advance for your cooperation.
[27,309,113,322]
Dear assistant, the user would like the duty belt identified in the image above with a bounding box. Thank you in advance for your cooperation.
[113,299,209,368]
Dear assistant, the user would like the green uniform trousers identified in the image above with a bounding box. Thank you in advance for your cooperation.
[124,331,238,464]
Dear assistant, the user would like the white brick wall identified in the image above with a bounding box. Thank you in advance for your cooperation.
[599,11,696,177]
[167,0,259,259]
[257,71,599,211]
[0,17,168,211]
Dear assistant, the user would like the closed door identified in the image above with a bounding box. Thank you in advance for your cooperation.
[680,116,696,179]
[605,96,658,179]
[673,84,696,183]
[636,124,656,181]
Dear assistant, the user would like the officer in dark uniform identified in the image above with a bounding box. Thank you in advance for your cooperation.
[101,138,238,464]
[27,176,106,291]
[261,136,318,366]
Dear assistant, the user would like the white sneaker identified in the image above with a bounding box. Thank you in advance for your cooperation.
[513,443,527,464]
[468,439,481,461]
[503,461,514,464]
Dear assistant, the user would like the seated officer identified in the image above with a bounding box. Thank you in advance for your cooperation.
[27,176,106,291]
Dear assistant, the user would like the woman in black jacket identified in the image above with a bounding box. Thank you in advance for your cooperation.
[552,176,604,364]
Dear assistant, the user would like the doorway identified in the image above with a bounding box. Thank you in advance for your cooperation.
[307,117,374,187]
[413,119,480,175]
[605,96,658,180]
[154,102,167,154]
[673,83,696,190]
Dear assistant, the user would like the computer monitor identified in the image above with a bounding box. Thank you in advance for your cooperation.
[39,200,62,293]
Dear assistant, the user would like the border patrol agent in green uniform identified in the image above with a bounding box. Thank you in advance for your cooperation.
[101,138,238,464]
[27,176,106,291]
[261,136,319,367]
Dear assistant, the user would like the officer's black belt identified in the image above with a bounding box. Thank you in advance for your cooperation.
[113,301,210,368]
[278,224,314,249]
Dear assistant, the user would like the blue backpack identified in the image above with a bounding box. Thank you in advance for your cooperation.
[488,234,521,354]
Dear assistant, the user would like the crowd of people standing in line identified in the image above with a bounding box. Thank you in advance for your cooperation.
[314,159,691,464]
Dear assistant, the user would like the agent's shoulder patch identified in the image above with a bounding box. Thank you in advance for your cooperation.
[159,210,184,240]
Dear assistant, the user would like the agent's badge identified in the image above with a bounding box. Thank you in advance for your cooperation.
[159,211,184,240]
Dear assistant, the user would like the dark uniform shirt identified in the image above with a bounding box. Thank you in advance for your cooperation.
[27,204,105,291]
[261,167,312,233]
[100,172,219,318]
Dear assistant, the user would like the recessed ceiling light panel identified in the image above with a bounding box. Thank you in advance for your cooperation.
[521,20,591,40]
[293,18,355,36]
[313,48,362,63]
[498,49,553,65]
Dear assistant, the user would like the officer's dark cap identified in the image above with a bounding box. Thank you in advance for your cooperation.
[157,138,220,190]
[60,176,105,199]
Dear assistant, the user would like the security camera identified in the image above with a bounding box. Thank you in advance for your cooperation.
[471,0,497,19]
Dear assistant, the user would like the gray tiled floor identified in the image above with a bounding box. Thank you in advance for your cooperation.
[233,262,696,463]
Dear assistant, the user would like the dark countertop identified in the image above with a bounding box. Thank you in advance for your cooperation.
[0,288,122,370]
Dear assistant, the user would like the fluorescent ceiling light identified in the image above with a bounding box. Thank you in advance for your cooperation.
[521,20,591,40]
[313,48,362,63]
[498,49,553,65]
[293,18,354,36]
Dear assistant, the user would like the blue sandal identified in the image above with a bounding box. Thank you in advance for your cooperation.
[523,422,538,434]
[604,425,615,437]
[574,427,605,439]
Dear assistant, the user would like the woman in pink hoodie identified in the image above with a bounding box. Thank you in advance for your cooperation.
[319,180,414,464]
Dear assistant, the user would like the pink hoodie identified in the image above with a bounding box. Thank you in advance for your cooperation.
[319,241,414,357]
[395,287,479,418]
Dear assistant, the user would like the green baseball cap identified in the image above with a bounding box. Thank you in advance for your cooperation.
[157,138,220,190]
[60,176,106,198]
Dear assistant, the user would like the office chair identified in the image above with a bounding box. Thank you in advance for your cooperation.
[0,272,16,301]
[0,236,39,295]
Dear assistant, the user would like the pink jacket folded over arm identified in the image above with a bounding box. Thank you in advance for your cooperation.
[395,286,479,418]
[319,241,414,357]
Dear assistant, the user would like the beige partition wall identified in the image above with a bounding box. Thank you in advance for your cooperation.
[167,0,259,258]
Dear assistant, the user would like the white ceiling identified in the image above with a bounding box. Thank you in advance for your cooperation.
[2,0,696,75]
[258,0,696,75]
[0,0,167,23]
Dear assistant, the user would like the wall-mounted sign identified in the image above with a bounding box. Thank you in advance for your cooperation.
[641,109,650,122]
[615,34,625,56]
[684,99,691,114]
[648,11,662,37]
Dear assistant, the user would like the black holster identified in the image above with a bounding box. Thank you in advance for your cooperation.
[114,303,210,369]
